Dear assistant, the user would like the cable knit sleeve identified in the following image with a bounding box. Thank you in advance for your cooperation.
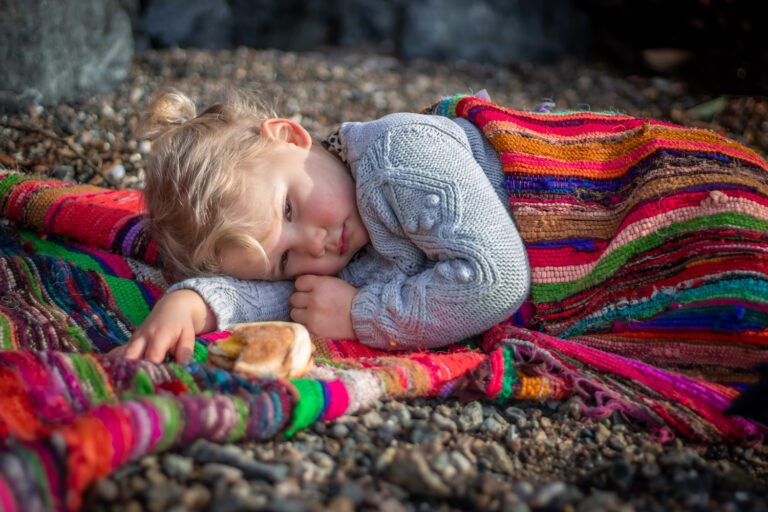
[349,120,530,350]
[166,276,293,328]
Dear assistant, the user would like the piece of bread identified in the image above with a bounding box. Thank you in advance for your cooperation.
[207,321,314,379]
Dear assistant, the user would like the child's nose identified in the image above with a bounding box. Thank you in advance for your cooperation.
[304,227,326,257]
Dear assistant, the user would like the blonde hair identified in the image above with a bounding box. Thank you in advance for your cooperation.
[138,88,276,278]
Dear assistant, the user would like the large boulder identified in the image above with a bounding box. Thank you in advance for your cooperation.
[0,0,133,110]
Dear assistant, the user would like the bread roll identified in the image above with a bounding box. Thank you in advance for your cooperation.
[207,321,314,379]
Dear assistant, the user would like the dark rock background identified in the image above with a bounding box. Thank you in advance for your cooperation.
[1,0,765,109]
[127,0,767,94]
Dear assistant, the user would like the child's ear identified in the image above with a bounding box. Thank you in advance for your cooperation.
[260,119,312,149]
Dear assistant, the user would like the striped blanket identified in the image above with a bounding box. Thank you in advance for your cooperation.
[428,95,768,380]
[1,95,767,510]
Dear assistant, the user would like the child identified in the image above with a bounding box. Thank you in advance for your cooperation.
[117,88,530,363]
[119,88,768,374]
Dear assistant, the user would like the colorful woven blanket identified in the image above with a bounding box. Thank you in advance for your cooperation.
[1,95,767,510]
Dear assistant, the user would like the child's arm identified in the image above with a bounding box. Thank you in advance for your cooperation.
[117,277,294,363]
[118,289,216,363]
[344,118,530,349]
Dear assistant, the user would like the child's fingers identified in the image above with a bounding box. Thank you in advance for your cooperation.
[294,274,318,291]
[173,325,196,364]
[290,307,308,325]
[144,332,174,364]
[124,335,148,360]
[290,291,309,308]
[106,344,127,359]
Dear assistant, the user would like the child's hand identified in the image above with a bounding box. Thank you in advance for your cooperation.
[290,275,358,339]
[110,289,216,364]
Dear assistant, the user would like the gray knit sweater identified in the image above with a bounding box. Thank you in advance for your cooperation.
[168,113,530,350]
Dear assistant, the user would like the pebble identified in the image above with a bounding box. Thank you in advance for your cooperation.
[51,164,75,181]
[475,440,515,474]
[200,463,243,485]
[457,401,484,432]
[188,440,289,482]
[504,406,528,428]
[361,411,383,429]
[530,481,568,509]
[383,448,452,498]
[181,484,211,509]
[162,454,194,482]
[432,412,457,433]
[595,423,612,444]
[92,479,119,501]
[330,423,349,439]
[376,420,401,443]
[481,415,507,437]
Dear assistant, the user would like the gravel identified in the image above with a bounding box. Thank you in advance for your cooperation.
[1,46,766,511]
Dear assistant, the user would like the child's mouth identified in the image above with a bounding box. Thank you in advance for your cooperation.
[337,224,349,255]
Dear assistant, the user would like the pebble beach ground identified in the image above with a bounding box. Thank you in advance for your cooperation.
[1,47,767,511]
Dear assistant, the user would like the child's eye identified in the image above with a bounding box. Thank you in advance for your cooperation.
[284,197,292,222]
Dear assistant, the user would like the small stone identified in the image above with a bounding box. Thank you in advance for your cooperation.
[641,462,661,479]
[106,163,126,182]
[504,406,527,426]
[534,430,548,444]
[52,164,75,181]
[335,481,366,505]
[595,423,611,444]
[200,463,243,485]
[145,483,182,512]
[361,411,383,429]
[377,420,401,442]
[162,454,194,482]
[608,433,627,451]
[379,498,408,512]
[124,500,143,512]
[475,441,515,474]
[393,406,412,428]
[138,139,152,154]
[432,412,457,433]
[327,496,355,512]
[513,480,535,500]
[530,481,568,509]
[330,423,349,439]
[505,425,519,446]
[383,448,451,498]
[129,476,148,494]
[409,425,443,449]
[187,440,288,482]
[481,415,507,437]
[561,397,583,420]
[457,401,483,432]
[267,498,309,512]
[92,479,118,501]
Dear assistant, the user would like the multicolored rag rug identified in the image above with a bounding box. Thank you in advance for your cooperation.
[1,93,767,510]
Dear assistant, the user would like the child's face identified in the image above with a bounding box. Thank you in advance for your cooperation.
[220,123,369,281]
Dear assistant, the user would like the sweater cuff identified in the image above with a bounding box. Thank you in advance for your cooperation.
[350,287,386,349]
[166,280,232,330]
